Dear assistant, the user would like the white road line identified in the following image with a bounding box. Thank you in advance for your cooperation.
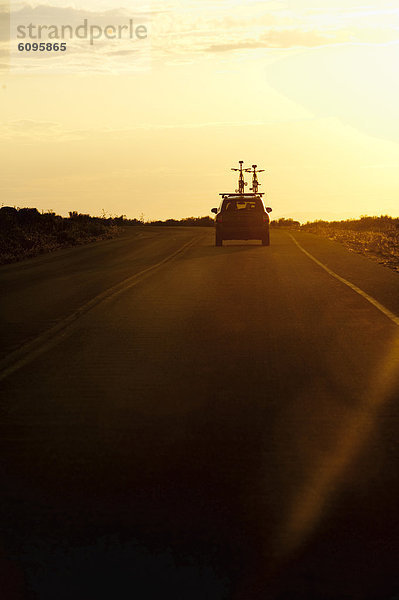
[0,236,201,383]
[289,234,399,328]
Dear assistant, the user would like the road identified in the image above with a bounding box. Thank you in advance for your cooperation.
[1,226,399,599]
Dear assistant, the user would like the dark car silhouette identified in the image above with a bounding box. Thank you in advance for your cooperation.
[211,194,272,247]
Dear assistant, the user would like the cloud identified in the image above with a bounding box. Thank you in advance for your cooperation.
[11,4,153,29]
[4,3,153,73]
[0,118,301,144]
[149,2,399,62]
[0,120,79,141]
[4,0,399,72]
[3,119,60,131]
[106,48,138,56]
[208,29,333,52]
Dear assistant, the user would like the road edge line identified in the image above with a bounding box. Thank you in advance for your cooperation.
[0,235,200,383]
[289,233,399,328]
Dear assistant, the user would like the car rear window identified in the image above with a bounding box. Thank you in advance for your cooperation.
[223,199,263,211]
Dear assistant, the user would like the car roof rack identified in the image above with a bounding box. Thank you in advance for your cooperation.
[219,193,264,196]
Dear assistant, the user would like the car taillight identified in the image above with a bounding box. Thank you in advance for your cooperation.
[216,215,223,223]
[263,214,269,223]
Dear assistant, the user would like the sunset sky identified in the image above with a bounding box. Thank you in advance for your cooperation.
[1,0,399,221]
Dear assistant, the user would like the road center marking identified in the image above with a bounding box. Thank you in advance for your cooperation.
[0,236,200,383]
[289,234,399,328]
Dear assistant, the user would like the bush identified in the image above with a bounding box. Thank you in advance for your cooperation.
[0,207,120,264]
[300,215,399,272]
[146,216,214,227]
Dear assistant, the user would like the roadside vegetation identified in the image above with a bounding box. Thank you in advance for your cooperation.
[272,216,399,272]
[0,208,215,265]
[7,206,396,272]
[146,216,214,227]
[270,218,301,230]
[0,208,121,265]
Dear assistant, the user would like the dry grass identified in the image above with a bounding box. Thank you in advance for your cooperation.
[301,217,399,273]
[0,208,121,265]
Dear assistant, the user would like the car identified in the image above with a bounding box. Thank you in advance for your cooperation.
[211,194,272,247]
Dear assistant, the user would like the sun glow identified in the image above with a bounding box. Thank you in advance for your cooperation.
[277,330,399,559]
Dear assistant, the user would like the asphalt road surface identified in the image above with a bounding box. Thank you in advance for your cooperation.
[1,227,399,599]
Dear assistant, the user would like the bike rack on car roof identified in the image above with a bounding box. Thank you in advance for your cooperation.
[219,193,264,197]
